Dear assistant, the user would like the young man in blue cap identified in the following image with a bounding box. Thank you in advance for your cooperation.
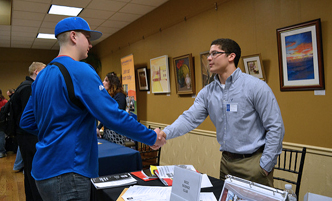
[20,17,166,200]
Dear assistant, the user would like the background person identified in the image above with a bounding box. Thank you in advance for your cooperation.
[0,89,8,158]
[97,72,128,145]
[11,62,45,200]
[157,38,284,187]
[7,89,15,98]
[20,17,165,201]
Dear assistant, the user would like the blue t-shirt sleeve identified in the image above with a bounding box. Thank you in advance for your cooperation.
[74,64,157,146]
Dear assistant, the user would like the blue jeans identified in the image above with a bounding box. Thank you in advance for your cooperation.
[35,173,91,201]
[0,131,5,154]
[13,146,24,170]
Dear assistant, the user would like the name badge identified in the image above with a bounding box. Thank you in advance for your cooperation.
[226,103,238,112]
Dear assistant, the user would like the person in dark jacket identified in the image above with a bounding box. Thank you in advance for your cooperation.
[11,62,45,200]
[0,89,8,158]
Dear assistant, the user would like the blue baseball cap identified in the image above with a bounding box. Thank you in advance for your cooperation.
[54,17,102,41]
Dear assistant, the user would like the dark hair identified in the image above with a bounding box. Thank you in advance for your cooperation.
[105,73,126,97]
[211,38,241,67]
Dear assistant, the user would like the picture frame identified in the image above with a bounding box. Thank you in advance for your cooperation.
[276,18,324,91]
[242,54,266,81]
[200,51,215,87]
[173,53,195,94]
[150,55,171,93]
[136,67,149,91]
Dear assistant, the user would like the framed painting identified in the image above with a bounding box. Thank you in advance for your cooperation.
[173,53,195,94]
[150,55,171,93]
[200,51,215,87]
[276,18,324,91]
[136,67,149,91]
[242,54,266,81]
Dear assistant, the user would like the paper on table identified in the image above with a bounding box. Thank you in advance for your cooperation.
[121,186,217,201]
[200,192,217,201]
[153,165,196,179]
[122,185,172,201]
[116,188,128,201]
[151,165,213,188]
[201,174,213,188]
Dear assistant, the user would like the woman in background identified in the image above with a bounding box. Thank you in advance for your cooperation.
[96,72,127,145]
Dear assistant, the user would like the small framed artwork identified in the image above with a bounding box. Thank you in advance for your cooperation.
[276,18,324,91]
[200,51,215,87]
[150,55,171,93]
[173,53,195,94]
[242,54,266,81]
[136,67,149,91]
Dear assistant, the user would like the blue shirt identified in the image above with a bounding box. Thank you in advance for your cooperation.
[164,68,284,172]
[20,56,157,180]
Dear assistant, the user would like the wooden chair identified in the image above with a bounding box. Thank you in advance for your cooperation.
[273,147,306,198]
[136,125,161,169]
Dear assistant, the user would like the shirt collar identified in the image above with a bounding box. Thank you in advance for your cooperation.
[214,67,242,85]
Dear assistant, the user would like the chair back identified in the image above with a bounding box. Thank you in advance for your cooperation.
[137,125,161,169]
[273,147,306,198]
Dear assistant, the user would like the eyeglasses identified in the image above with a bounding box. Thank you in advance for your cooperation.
[207,51,231,58]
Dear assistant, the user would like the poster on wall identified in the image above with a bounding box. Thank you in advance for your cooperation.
[150,55,171,93]
[276,18,324,91]
[121,54,137,119]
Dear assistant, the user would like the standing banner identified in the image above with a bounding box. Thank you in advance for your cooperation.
[121,54,137,120]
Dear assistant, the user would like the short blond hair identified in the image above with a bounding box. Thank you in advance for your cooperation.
[28,62,46,76]
[57,31,71,46]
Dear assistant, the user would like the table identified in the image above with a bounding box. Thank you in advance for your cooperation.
[91,174,224,201]
[98,138,142,176]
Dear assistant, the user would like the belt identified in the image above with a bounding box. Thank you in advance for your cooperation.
[222,146,264,160]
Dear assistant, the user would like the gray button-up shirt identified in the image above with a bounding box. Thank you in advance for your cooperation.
[164,68,284,172]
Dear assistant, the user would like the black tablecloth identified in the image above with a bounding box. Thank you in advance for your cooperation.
[91,174,224,201]
[98,138,142,176]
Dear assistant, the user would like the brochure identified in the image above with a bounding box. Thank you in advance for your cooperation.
[91,173,137,189]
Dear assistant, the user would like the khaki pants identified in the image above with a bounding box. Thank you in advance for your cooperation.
[220,151,274,187]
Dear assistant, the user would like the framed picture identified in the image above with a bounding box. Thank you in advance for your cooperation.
[242,54,266,81]
[200,51,215,87]
[136,67,149,91]
[276,18,324,91]
[150,55,171,93]
[173,53,195,94]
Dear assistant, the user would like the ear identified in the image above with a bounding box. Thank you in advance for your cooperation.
[228,53,236,63]
[69,31,77,44]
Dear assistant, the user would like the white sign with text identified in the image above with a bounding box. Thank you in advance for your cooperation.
[170,166,202,201]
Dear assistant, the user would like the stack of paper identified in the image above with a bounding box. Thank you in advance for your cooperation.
[150,165,212,188]
[121,186,217,201]
[122,186,172,201]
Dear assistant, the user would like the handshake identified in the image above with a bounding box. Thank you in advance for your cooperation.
[150,128,167,150]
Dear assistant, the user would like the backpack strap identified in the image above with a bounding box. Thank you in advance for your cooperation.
[50,62,85,110]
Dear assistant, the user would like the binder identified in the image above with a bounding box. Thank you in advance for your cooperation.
[219,175,288,201]
[91,173,137,189]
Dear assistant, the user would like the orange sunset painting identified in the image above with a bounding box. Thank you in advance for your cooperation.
[285,31,314,81]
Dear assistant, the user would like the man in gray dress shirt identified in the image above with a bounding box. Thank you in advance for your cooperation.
[158,38,284,187]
